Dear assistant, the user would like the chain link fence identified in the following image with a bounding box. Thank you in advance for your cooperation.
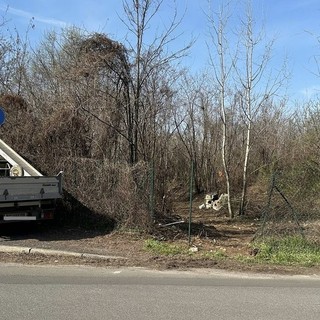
[254,172,320,242]
[39,146,320,242]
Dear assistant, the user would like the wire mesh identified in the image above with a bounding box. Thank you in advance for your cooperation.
[254,172,320,241]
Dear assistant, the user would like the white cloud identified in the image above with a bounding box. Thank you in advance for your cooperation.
[0,5,67,27]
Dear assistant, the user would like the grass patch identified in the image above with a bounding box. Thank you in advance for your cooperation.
[144,239,228,260]
[144,239,187,256]
[241,236,320,267]
[202,249,227,260]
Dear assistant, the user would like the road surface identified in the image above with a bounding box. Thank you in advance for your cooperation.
[0,264,319,320]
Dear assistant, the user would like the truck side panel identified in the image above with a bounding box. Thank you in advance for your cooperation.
[0,174,63,202]
[0,173,63,222]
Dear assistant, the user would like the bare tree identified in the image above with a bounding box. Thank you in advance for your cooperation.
[236,1,287,215]
[120,0,193,163]
[206,0,288,217]
[26,28,133,162]
[172,72,222,195]
[206,0,236,218]
[0,14,31,95]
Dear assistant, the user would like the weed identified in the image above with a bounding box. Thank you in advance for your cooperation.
[240,236,320,267]
[202,249,227,260]
[144,239,229,260]
[144,239,187,255]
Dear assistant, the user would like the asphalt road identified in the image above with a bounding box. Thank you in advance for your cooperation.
[0,264,319,320]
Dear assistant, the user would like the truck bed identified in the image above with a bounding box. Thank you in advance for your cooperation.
[0,139,63,222]
[0,172,63,203]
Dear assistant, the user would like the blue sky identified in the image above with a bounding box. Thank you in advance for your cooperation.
[0,0,319,103]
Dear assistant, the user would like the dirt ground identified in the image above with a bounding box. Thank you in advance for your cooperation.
[0,201,320,276]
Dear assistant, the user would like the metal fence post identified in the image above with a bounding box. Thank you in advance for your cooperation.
[149,160,155,222]
[188,160,194,245]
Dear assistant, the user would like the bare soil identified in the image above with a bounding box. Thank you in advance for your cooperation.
[0,201,319,275]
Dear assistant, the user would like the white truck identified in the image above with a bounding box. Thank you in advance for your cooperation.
[0,139,63,222]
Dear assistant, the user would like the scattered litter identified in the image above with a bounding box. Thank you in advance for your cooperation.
[189,246,199,253]
[198,193,228,211]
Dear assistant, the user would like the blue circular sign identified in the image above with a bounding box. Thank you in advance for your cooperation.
[0,107,5,125]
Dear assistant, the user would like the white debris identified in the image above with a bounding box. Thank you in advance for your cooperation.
[198,193,228,211]
[189,246,199,253]
[212,193,228,211]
